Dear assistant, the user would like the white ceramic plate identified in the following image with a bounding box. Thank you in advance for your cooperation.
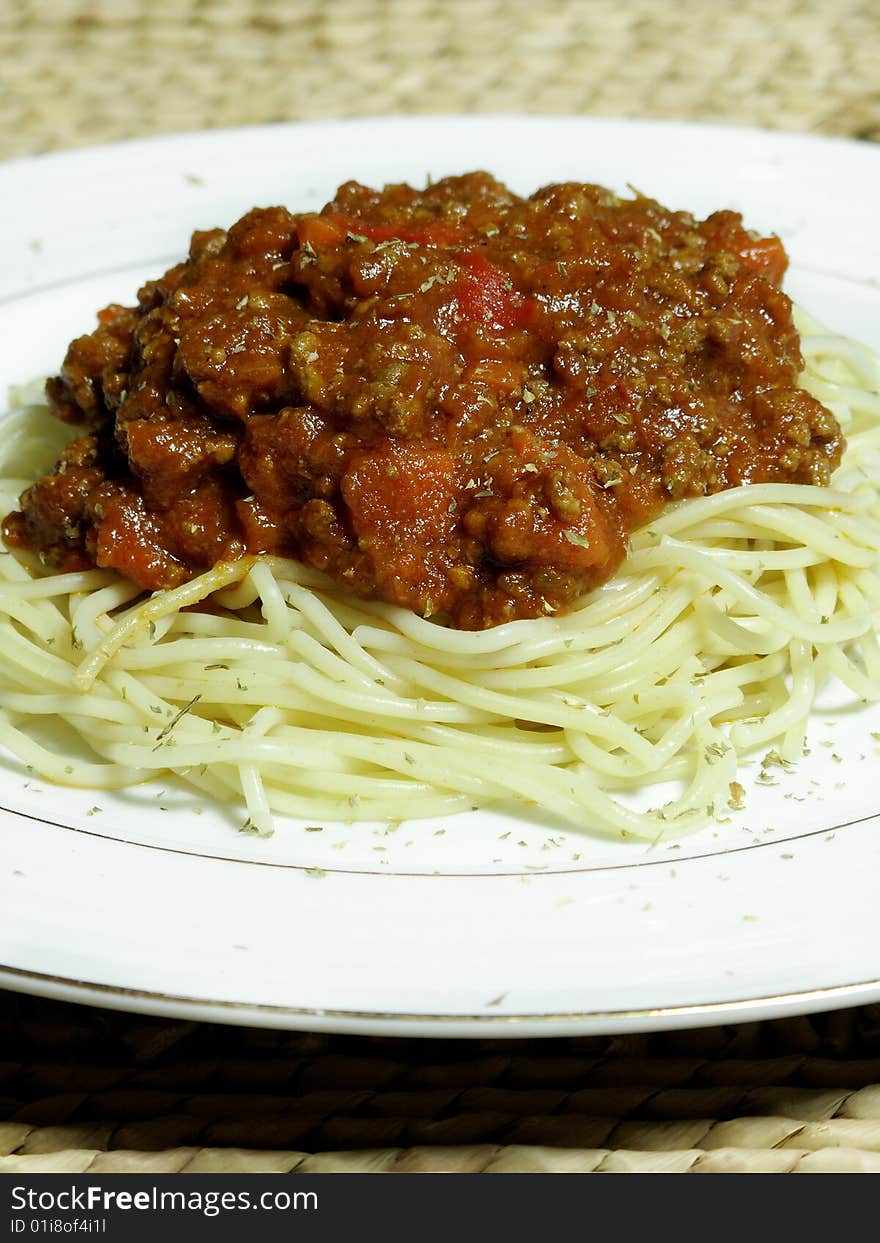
[1,117,879,1037]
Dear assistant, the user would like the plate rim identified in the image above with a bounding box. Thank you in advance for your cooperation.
[3,960,880,1038]
[3,114,880,1035]
[4,113,879,178]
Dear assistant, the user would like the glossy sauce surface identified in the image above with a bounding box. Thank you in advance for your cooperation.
[4,173,842,626]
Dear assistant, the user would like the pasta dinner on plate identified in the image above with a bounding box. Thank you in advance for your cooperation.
[0,172,878,840]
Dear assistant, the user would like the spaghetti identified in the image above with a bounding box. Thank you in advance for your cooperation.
[0,318,878,840]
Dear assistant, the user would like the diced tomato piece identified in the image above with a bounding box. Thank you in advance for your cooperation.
[93,493,188,591]
[297,214,350,249]
[341,442,456,600]
[342,442,454,548]
[96,303,128,327]
[735,235,788,286]
[452,251,538,331]
[297,212,464,251]
[701,213,788,287]
[236,496,285,555]
[507,429,612,571]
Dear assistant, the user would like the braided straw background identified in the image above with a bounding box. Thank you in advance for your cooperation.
[5,994,880,1173]
[2,0,880,1174]
[1,0,879,157]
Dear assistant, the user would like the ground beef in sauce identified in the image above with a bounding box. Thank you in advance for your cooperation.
[3,173,843,628]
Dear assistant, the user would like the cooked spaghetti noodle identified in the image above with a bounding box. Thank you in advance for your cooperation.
[0,318,878,840]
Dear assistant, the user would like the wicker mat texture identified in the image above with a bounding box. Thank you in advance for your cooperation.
[3,0,880,1177]
[5,993,880,1173]
[1,0,879,158]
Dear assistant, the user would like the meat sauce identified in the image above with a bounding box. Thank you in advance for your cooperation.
[4,173,842,628]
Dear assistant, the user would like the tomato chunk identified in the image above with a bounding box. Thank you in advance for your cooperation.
[735,235,788,286]
[298,212,464,250]
[453,251,537,331]
[507,429,613,572]
[92,492,188,591]
[96,303,128,327]
[341,442,456,610]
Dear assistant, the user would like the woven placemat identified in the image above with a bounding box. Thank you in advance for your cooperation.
[1,0,878,159]
[3,992,880,1173]
[2,0,880,1177]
